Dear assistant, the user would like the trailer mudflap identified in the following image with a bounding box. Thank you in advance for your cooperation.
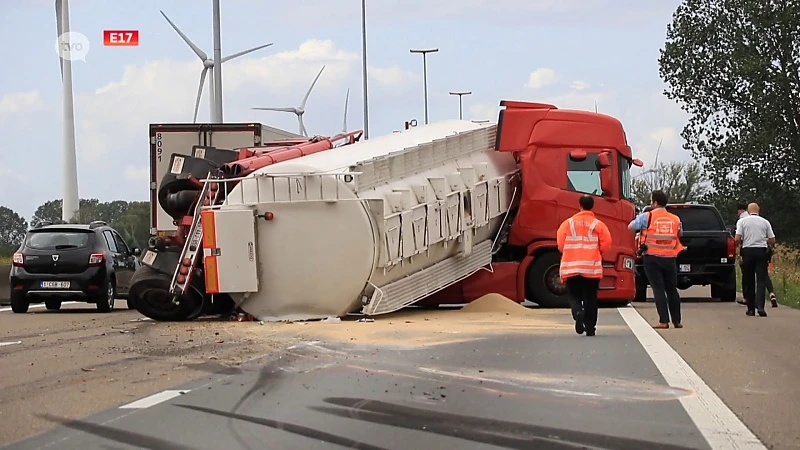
[201,209,260,294]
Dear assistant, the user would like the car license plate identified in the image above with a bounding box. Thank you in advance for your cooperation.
[679,264,691,272]
[41,281,70,289]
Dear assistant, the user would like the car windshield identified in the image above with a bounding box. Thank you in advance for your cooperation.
[25,230,91,250]
[667,207,723,231]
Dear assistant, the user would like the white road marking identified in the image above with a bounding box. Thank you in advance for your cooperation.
[118,390,191,409]
[618,307,767,450]
[0,301,79,313]
[0,341,22,347]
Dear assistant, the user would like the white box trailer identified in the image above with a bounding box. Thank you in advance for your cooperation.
[149,123,302,237]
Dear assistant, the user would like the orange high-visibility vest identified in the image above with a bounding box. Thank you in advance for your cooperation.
[641,208,684,257]
[559,214,605,280]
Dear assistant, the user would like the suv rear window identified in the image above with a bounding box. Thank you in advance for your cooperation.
[25,230,91,250]
[666,207,723,231]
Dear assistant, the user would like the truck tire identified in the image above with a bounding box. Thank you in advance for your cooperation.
[128,265,201,321]
[634,274,648,302]
[526,251,569,308]
[711,271,737,302]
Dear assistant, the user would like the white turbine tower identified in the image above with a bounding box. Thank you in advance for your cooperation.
[55,0,79,222]
[251,65,326,137]
[159,10,273,123]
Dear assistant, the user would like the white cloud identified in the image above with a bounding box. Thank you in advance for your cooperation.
[569,80,591,91]
[368,66,419,88]
[123,165,149,185]
[525,68,558,89]
[0,91,44,119]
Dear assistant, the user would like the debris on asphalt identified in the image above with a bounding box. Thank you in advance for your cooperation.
[322,316,341,324]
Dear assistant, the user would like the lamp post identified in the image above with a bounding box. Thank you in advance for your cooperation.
[449,91,471,120]
[410,48,438,124]
[360,0,370,139]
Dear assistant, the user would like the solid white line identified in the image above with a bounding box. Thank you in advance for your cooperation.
[0,301,80,313]
[118,390,191,409]
[618,307,766,450]
[0,341,22,347]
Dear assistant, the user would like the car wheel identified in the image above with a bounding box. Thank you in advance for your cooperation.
[10,292,29,314]
[96,279,116,313]
[526,251,570,308]
[45,299,62,311]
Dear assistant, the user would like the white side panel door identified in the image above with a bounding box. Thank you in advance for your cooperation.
[207,209,259,293]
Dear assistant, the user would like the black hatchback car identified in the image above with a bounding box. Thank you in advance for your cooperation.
[9,221,142,313]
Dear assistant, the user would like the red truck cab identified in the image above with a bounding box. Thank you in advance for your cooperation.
[426,100,641,308]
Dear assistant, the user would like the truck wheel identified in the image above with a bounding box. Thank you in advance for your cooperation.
[634,275,648,302]
[128,265,200,321]
[526,252,569,308]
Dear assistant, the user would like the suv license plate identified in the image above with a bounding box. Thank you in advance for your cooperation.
[41,281,70,289]
[679,264,691,272]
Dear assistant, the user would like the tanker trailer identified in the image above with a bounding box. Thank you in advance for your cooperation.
[198,119,518,321]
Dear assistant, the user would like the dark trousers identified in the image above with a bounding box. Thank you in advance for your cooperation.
[741,247,769,312]
[741,264,774,297]
[643,255,682,324]
[566,276,600,332]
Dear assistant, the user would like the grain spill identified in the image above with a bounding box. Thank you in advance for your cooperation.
[252,293,575,348]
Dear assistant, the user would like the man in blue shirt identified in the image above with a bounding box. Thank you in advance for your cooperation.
[629,190,684,329]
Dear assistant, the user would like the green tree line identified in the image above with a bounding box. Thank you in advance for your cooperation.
[0,200,150,257]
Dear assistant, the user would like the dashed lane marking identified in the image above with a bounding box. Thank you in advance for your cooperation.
[118,390,192,409]
[618,307,767,450]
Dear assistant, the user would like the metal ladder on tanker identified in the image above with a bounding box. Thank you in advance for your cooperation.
[169,173,223,299]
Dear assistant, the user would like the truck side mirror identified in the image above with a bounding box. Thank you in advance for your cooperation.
[600,167,613,196]
[596,151,611,168]
[632,158,644,167]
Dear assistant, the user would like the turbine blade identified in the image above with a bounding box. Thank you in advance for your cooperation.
[159,10,208,61]
[55,0,64,79]
[300,65,325,109]
[194,67,208,123]
[298,114,307,137]
[251,107,297,113]
[221,43,273,63]
[342,88,350,133]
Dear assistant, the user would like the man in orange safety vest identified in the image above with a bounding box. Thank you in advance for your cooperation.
[557,195,612,336]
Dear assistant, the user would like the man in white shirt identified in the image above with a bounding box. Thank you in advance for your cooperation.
[736,203,778,308]
[735,203,776,316]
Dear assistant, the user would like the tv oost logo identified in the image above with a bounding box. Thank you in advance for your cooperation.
[55,31,90,62]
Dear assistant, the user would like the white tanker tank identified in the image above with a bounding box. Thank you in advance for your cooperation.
[200,120,520,321]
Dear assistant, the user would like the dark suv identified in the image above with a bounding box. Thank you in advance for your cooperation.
[9,221,142,313]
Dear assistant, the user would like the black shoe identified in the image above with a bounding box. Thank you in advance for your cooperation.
[758,310,767,317]
[575,312,585,335]
[746,310,755,316]
[770,294,778,308]
[585,330,596,337]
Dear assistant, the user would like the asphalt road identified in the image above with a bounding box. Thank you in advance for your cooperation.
[634,285,800,450]
[0,300,278,446]
[0,286,795,449]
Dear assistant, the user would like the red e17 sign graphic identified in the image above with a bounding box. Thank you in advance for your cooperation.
[103,30,139,46]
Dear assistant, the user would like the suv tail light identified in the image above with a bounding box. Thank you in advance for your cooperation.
[12,252,23,267]
[89,253,104,266]
[727,236,735,259]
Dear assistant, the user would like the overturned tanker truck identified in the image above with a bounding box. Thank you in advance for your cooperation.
[129,100,644,322]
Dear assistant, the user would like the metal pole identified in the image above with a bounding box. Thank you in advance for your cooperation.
[212,0,223,122]
[449,91,472,120]
[360,0,369,139]
[59,0,80,222]
[410,48,438,125]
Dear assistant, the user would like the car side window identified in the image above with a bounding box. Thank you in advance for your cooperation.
[566,153,603,196]
[113,231,131,254]
[103,230,118,253]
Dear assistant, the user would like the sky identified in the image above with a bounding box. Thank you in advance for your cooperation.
[0,0,692,221]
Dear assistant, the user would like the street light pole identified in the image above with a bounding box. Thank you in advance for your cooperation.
[360,0,370,139]
[449,91,471,120]
[410,48,438,124]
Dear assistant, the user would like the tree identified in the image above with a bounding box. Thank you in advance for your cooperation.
[659,0,800,190]
[632,160,709,207]
[0,206,28,256]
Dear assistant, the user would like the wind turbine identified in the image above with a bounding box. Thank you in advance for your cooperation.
[55,0,79,222]
[159,10,273,123]
[251,65,326,137]
[341,88,349,133]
